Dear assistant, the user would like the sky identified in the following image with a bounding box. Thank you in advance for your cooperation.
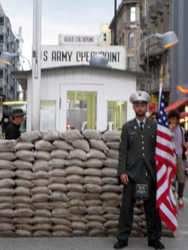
[0,0,122,69]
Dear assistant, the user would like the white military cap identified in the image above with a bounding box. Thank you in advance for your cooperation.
[130,91,151,104]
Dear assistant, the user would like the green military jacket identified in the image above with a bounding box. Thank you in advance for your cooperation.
[117,117,157,184]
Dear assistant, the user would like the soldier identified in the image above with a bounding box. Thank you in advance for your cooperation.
[114,91,164,249]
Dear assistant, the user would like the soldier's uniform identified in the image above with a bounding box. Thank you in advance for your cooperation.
[114,91,163,249]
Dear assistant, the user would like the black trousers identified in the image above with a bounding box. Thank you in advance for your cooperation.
[116,179,162,241]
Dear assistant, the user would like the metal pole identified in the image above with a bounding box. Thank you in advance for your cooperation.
[32,0,41,131]
[114,0,117,45]
[146,28,150,72]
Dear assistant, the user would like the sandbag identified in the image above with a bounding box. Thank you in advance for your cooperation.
[52,140,74,150]
[15,170,34,180]
[61,129,83,142]
[0,140,16,152]
[34,170,48,179]
[31,186,52,195]
[48,183,66,192]
[32,193,49,203]
[0,188,14,196]
[66,183,85,193]
[50,192,69,202]
[69,206,87,215]
[14,208,34,217]
[102,131,121,142]
[15,179,34,188]
[105,149,119,160]
[50,149,69,159]
[102,158,118,168]
[87,149,106,159]
[84,176,102,186]
[31,179,49,186]
[35,140,55,151]
[66,175,84,184]
[102,177,119,185]
[82,130,102,140]
[15,142,34,151]
[43,130,60,141]
[49,177,67,184]
[33,160,49,172]
[87,206,104,215]
[89,139,109,152]
[106,141,120,150]
[15,187,31,196]
[20,131,43,143]
[71,139,90,153]
[0,160,15,170]
[0,178,15,188]
[15,150,34,162]
[48,169,66,178]
[84,168,102,177]
[51,208,68,218]
[68,149,87,161]
[83,159,103,168]
[33,151,51,161]
[84,184,102,193]
[102,168,117,177]
[0,152,16,161]
[0,170,15,179]
[65,166,84,176]
[65,159,84,167]
[48,158,66,169]
[13,160,33,170]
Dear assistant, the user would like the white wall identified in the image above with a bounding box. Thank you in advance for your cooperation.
[26,67,136,132]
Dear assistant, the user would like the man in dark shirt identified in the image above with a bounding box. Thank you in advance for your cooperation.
[5,109,25,140]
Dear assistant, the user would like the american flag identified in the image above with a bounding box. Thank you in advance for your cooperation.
[155,83,178,232]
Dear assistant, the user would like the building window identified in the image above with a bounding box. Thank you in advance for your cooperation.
[119,37,121,45]
[100,33,107,43]
[40,100,56,132]
[128,32,134,48]
[128,57,134,71]
[122,33,124,45]
[107,101,127,130]
[130,7,136,21]
[67,91,97,130]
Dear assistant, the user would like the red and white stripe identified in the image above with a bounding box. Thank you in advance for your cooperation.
[155,123,178,232]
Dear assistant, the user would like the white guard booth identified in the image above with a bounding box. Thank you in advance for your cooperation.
[14,65,151,133]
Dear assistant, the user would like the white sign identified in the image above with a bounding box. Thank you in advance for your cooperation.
[59,34,99,46]
[41,45,126,69]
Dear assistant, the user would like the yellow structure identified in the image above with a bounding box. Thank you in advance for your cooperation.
[100,24,111,46]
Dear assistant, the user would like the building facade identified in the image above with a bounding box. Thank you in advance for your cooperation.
[109,0,142,72]
[0,4,23,101]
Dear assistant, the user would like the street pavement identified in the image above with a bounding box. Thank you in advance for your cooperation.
[0,200,188,250]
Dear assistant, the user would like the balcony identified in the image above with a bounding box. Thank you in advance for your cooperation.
[140,16,147,29]
[0,79,6,87]
[149,4,158,19]
[0,26,6,34]
[156,0,164,14]
[0,43,7,51]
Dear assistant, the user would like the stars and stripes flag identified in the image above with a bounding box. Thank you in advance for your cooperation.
[155,83,178,232]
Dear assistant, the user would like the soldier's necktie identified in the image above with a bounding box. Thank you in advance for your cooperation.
[140,122,144,131]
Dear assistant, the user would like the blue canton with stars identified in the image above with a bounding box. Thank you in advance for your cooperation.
[158,86,169,128]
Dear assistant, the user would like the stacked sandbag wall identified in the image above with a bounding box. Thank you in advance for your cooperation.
[0,130,173,237]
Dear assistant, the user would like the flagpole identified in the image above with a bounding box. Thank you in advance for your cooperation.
[155,65,164,250]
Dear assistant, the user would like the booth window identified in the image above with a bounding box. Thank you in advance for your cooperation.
[107,101,127,130]
[67,91,97,130]
[40,100,56,132]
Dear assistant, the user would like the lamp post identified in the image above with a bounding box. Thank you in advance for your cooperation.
[134,31,179,70]
[32,0,42,131]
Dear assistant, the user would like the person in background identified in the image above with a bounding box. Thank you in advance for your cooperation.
[114,91,164,249]
[5,109,25,140]
[149,111,158,122]
[168,110,186,208]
